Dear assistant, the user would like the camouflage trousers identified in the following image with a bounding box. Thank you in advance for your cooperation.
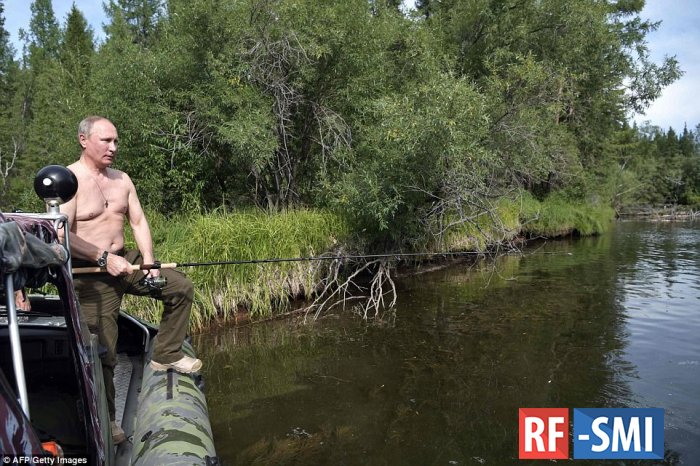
[73,249,194,421]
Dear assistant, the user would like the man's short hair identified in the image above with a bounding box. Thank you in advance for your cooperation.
[78,116,108,137]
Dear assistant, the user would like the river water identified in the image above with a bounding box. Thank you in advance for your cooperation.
[195,220,700,465]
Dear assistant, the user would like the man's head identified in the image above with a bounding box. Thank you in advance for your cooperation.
[78,116,118,169]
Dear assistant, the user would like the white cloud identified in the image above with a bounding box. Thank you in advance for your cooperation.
[635,79,700,131]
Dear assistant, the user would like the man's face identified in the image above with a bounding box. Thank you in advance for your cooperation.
[80,119,118,168]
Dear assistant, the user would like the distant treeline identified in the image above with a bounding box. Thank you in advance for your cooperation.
[0,0,696,248]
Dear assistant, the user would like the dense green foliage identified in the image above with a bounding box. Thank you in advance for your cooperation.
[0,0,694,249]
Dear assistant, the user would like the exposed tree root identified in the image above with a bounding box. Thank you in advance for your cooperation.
[303,258,397,321]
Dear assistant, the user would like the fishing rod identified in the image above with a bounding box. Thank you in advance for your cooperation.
[71,248,569,274]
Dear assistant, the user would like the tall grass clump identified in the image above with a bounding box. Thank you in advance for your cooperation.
[433,191,614,252]
[519,192,615,238]
[123,208,348,330]
[439,197,522,252]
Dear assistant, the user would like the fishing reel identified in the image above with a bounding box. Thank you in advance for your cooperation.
[139,275,167,291]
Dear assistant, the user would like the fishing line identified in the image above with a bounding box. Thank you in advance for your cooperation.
[71,248,569,274]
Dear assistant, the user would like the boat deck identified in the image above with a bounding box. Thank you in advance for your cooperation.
[114,352,146,465]
[114,353,132,428]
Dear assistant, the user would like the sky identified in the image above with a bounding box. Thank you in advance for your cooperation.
[2,0,699,131]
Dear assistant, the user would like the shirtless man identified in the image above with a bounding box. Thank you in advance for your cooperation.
[60,116,201,444]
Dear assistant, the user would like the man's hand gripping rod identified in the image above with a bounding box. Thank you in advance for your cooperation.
[73,262,171,290]
[72,262,176,274]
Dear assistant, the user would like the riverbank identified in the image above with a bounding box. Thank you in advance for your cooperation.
[124,195,614,330]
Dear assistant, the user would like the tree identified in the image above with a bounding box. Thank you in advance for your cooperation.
[0,0,13,78]
[22,0,61,66]
[658,127,679,158]
[679,124,695,158]
[61,5,95,93]
[104,0,164,46]
[419,0,680,201]
[0,0,21,205]
[0,0,16,115]
[0,1,32,208]
[415,0,435,18]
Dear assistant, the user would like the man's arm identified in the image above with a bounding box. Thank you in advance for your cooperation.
[125,176,158,276]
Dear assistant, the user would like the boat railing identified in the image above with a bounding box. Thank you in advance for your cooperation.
[2,274,30,418]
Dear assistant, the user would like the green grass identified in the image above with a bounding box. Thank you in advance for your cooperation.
[123,208,348,330]
[440,196,523,252]
[518,192,615,238]
[436,192,613,253]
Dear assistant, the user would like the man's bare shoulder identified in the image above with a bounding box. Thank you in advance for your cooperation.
[107,169,135,194]
[105,167,130,180]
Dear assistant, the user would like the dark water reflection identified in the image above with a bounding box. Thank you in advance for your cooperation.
[194,221,700,465]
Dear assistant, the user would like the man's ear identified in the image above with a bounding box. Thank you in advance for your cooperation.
[79,133,87,149]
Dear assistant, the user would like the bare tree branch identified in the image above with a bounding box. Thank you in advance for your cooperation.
[0,138,21,200]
